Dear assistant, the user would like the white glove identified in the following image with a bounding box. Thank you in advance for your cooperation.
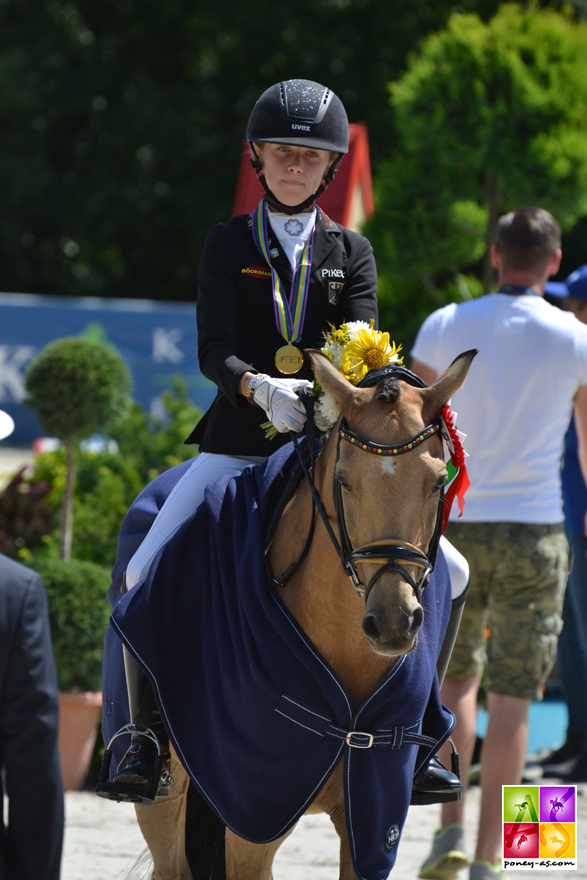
[250,374,312,433]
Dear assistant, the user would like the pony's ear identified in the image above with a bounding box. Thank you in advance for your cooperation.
[422,349,477,418]
[305,349,359,411]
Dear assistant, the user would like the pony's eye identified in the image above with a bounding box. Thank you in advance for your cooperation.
[336,474,352,491]
[433,475,447,493]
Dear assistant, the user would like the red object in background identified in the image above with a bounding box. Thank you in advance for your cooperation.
[232,123,374,232]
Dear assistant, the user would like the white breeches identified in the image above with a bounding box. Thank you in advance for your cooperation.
[125,452,267,590]
[439,534,469,599]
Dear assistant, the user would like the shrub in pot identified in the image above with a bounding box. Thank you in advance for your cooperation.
[27,557,111,789]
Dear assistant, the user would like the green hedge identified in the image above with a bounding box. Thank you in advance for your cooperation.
[27,557,111,692]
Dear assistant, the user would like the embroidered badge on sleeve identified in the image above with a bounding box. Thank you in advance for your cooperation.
[242,266,272,279]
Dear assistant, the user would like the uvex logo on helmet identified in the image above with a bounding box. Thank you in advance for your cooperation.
[291,124,311,131]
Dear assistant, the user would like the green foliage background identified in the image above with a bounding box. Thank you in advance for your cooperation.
[2,1,587,343]
[366,3,587,346]
[0,0,549,304]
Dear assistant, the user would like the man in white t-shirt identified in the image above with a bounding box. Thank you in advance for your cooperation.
[411,208,587,880]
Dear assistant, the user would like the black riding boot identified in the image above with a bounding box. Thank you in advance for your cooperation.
[410,586,468,805]
[410,740,464,805]
[96,647,171,804]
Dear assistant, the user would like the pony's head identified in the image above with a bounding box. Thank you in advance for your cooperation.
[308,348,476,657]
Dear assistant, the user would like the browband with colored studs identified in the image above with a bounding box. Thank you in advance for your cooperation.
[338,421,441,456]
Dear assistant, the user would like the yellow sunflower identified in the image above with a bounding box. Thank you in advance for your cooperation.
[342,329,403,382]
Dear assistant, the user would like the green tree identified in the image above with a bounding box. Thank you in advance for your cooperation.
[368,2,587,337]
[0,0,507,301]
[24,337,131,561]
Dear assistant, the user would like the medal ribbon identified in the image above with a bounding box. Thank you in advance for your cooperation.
[251,201,315,344]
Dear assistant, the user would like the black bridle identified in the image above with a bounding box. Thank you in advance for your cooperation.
[265,365,445,602]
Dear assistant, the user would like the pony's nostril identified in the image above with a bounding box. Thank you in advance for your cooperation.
[362,613,383,641]
[410,605,424,631]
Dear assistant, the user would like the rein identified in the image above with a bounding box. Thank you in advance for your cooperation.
[265,365,445,602]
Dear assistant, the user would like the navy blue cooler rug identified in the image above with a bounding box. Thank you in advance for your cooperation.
[110,441,455,880]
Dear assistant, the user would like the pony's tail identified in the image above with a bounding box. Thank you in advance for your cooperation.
[124,848,154,880]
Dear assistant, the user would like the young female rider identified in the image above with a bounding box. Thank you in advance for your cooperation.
[105,79,464,805]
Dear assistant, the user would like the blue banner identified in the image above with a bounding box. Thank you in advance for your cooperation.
[0,293,216,444]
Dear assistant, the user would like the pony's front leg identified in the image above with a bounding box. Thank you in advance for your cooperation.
[134,748,193,880]
[328,803,361,880]
[225,826,296,880]
[312,760,360,880]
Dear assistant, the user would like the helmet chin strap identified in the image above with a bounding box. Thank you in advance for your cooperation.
[249,144,343,215]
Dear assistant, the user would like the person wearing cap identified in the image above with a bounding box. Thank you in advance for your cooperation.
[411,209,587,880]
[102,79,465,808]
[0,409,64,880]
[540,266,587,781]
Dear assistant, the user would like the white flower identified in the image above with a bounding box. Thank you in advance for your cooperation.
[344,320,371,337]
[314,390,341,431]
[321,340,347,372]
[312,320,405,435]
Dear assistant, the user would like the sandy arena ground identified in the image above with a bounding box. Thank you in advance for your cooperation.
[62,780,586,880]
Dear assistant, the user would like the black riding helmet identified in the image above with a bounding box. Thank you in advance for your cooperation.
[246,79,349,214]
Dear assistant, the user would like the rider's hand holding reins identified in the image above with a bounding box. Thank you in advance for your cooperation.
[249,374,312,433]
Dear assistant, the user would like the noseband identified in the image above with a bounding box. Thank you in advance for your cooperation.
[266,365,445,603]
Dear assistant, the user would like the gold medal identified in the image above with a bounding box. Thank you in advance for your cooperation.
[275,344,304,375]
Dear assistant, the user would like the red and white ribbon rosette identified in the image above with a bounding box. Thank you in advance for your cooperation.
[440,404,470,531]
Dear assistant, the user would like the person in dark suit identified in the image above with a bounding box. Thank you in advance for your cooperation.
[0,410,64,880]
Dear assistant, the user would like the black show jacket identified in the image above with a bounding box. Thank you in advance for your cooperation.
[187,207,378,457]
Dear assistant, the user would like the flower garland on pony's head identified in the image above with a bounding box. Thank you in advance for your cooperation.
[314,320,469,529]
[315,320,403,428]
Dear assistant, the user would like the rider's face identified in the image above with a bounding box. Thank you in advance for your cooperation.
[258,143,332,208]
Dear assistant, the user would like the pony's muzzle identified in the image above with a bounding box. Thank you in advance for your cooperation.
[361,587,424,656]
